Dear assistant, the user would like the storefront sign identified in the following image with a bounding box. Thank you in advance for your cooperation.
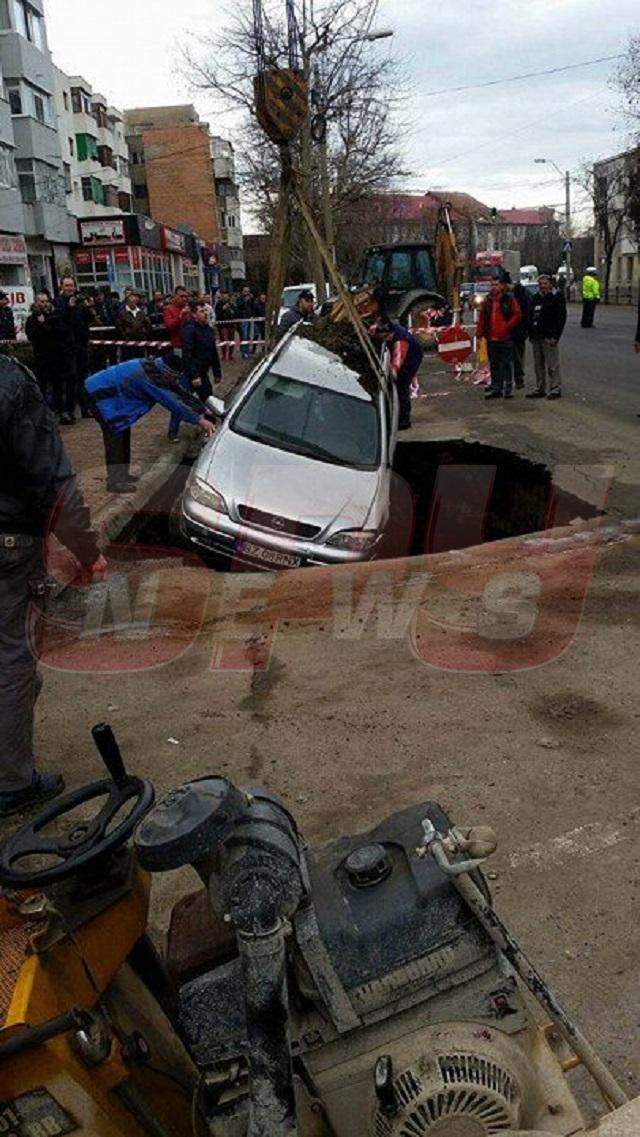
[0,235,28,264]
[6,286,34,334]
[94,249,109,264]
[80,219,126,246]
[114,247,131,264]
[161,227,187,255]
[74,251,92,267]
[131,247,142,270]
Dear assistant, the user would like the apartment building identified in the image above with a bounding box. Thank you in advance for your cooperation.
[125,104,219,246]
[211,135,245,285]
[54,67,131,221]
[0,0,76,292]
[593,145,640,301]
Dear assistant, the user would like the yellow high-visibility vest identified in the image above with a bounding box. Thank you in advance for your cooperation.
[582,274,601,301]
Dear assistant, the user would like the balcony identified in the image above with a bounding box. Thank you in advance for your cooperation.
[225,228,244,249]
[23,200,77,243]
[0,32,55,93]
[0,98,14,146]
[213,156,234,180]
[12,116,61,163]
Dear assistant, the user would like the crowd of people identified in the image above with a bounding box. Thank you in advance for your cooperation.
[8,280,269,428]
[476,269,568,400]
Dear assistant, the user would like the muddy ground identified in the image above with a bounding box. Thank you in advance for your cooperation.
[4,307,639,1124]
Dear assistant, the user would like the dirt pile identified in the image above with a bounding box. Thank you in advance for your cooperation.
[297,318,381,395]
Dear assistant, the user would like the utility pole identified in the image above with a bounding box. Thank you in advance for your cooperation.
[535,157,572,298]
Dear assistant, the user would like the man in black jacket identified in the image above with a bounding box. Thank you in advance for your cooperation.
[181,301,222,401]
[525,273,567,400]
[0,354,106,816]
[54,276,93,423]
[25,292,63,415]
[0,291,16,343]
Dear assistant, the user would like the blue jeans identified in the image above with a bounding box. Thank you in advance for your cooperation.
[487,341,514,395]
[240,320,252,359]
[169,374,190,437]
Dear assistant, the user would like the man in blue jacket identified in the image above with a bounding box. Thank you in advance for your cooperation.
[86,353,215,493]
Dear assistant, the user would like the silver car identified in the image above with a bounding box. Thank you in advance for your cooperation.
[180,330,399,569]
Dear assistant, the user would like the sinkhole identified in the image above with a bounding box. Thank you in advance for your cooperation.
[111,440,600,570]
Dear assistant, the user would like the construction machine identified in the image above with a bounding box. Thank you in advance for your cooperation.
[353,203,465,330]
[1,724,639,1136]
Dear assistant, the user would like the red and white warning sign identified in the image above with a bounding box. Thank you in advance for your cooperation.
[437,324,472,366]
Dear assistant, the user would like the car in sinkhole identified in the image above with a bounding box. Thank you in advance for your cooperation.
[179,328,400,570]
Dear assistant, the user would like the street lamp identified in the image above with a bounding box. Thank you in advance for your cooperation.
[535,157,572,296]
[362,29,394,41]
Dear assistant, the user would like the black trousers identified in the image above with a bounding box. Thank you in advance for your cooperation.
[581,299,596,327]
[102,426,131,488]
[0,543,43,791]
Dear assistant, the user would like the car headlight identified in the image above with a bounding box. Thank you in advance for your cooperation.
[325,528,379,552]
[187,475,228,515]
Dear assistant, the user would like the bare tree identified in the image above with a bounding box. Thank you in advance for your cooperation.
[579,157,640,302]
[613,34,640,134]
[181,0,406,286]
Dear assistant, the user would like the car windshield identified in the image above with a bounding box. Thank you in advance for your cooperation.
[231,371,380,469]
[282,286,312,309]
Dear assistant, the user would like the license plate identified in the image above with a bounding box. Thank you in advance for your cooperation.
[0,1089,77,1136]
[237,541,301,568]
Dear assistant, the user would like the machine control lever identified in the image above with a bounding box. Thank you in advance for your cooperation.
[92,722,128,787]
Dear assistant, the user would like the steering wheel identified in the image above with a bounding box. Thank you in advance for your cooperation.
[0,724,155,889]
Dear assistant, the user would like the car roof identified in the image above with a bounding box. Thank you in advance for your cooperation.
[270,332,374,403]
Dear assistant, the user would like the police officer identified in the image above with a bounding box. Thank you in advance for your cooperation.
[581,267,601,328]
[0,354,106,817]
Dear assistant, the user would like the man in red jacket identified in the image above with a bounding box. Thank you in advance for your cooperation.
[476,271,522,400]
[162,286,190,350]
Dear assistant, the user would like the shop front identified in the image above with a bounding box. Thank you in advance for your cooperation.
[74,215,176,299]
[161,226,204,294]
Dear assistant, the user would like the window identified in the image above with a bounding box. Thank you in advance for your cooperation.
[104,185,119,208]
[16,157,35,203]
[97,145,115,169]
[68,137,74,157]
[388,251,413,290]
[133,183,147,199]
[119,157,130,178]
[0,143,17,189]
[93,104,108,129]
[118,191,131,212]
[232,373,380,470]
[7,85,22,115]
[75,133,98,162]
[63,91,69,111]
[81,176,93,201]
[71,89,82,114]
[11,0,44,48]
[414,249,437,291]
[92,177,104,205]
[63,162,72,193]
[33,93,44,123]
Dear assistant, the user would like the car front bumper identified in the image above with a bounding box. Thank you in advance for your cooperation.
[180,500,380,569]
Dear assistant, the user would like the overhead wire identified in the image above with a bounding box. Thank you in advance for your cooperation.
[421,52,624,98]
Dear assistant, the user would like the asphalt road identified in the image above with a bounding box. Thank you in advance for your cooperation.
[561,302,639,420]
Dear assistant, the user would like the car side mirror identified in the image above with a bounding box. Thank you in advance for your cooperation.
[205,395,226,419]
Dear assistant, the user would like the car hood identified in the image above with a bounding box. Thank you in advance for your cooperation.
[194,427,382,535]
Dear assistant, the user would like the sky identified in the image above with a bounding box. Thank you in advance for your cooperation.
[44,0,639,232]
